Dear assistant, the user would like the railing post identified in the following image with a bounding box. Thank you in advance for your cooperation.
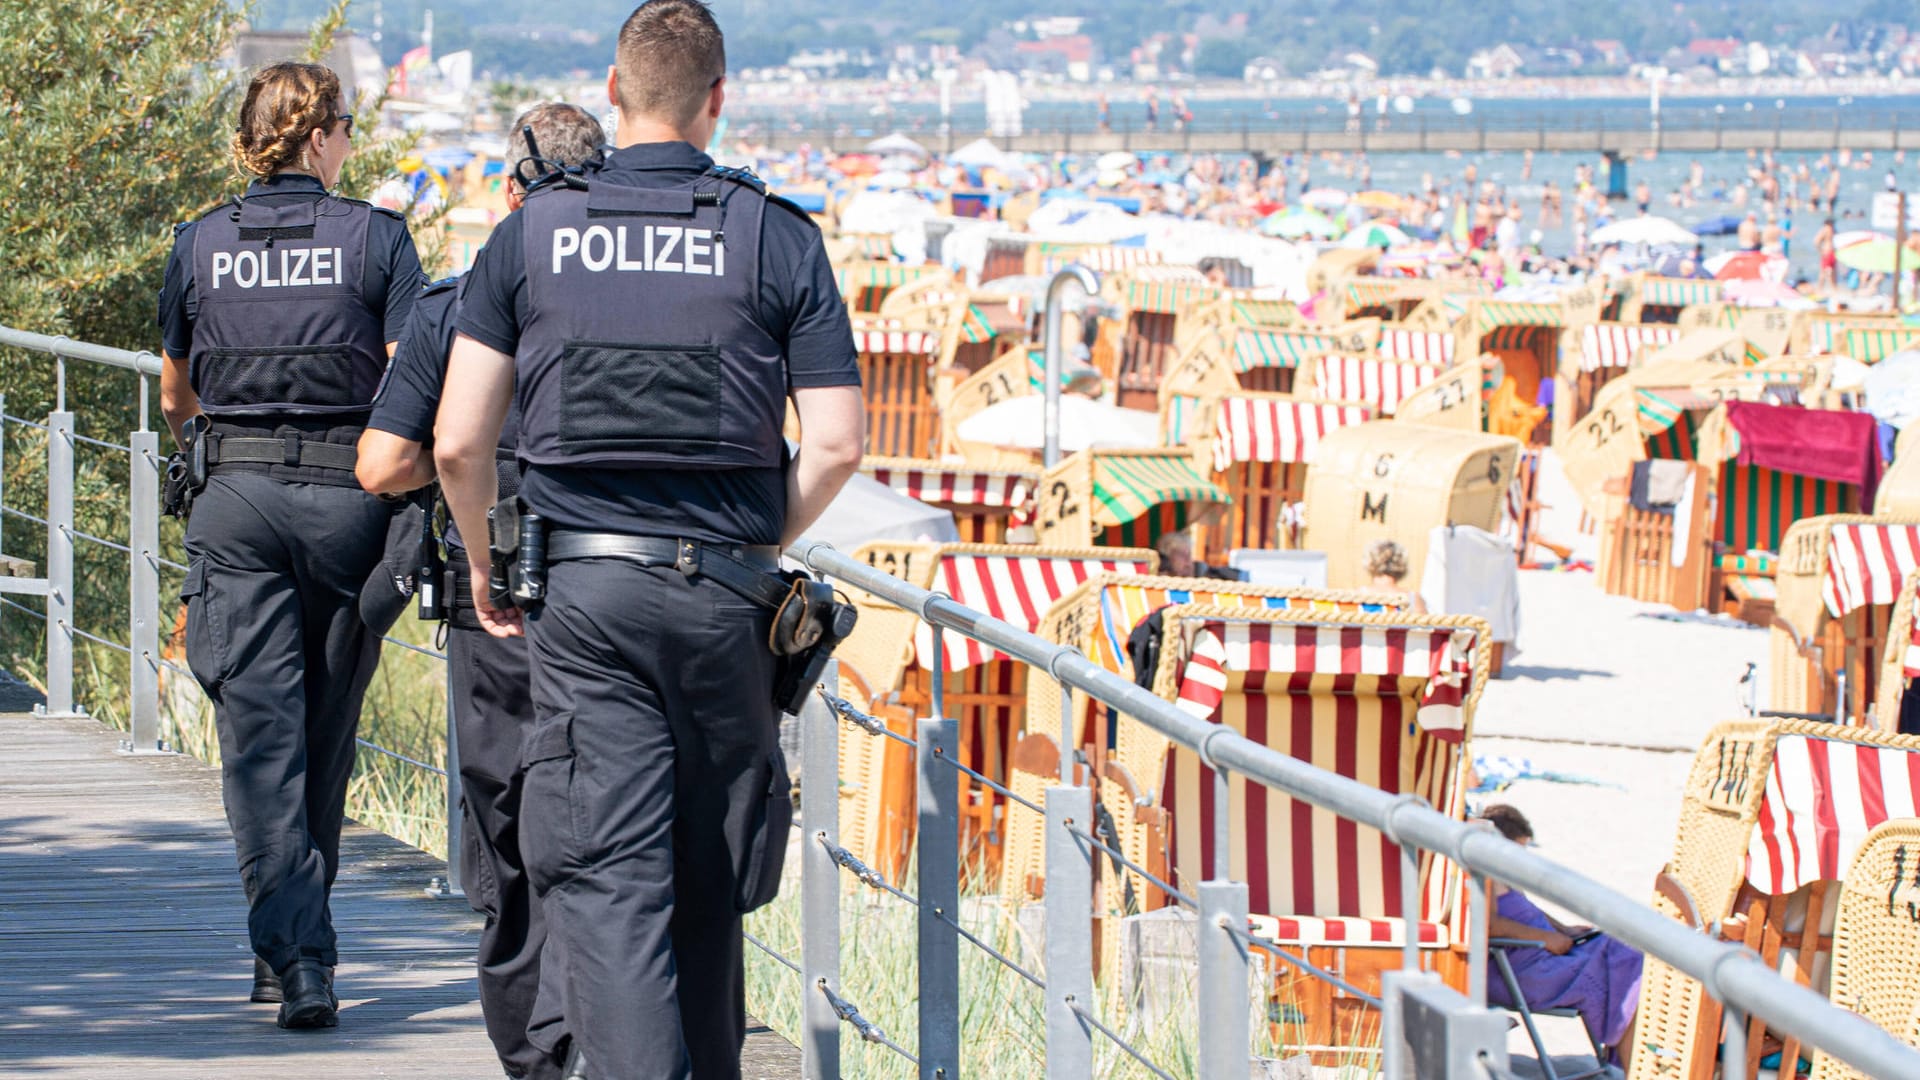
[1401,841,1420,974]
[1467,870,1490,1006]
[41,410,77,718]
[0,393,7,559]
[801,659,843,1079]
[1043,782,1094,1079]
[128,430,161,751]
[917,706,960,1078]
[1197,879,1250,1080]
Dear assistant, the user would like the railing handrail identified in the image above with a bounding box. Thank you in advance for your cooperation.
[0,326,163,378]
[791,537,1920,1080]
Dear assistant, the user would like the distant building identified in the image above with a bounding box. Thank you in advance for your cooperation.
[1588,39,1630,67]
[1685,38,1741,72]
[1014,34,1095,82]
[233,29,384,107]
[1465,44,1524,80]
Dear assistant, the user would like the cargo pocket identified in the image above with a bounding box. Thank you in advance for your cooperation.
[198,343,360,414]
[557,342,721,457]
[519,712,577,894]
[735,749,794,913]
[177,560,228,690]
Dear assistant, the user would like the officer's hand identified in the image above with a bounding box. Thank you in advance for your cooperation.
[470,558,524,638]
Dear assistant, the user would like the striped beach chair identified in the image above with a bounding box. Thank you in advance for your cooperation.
[1621,274,1722,325]
[831,542,1156,883]
[1806,819,1920,1080]
[850,320,947,460]
[1791,312,1908,357]
[1566,321,1683,432]
[1107,266,1223,410]
[1132,606,1490,1054]
[1156,323,1375,446]
[1772,517,1920,727]
[1455,299,1567,446]
[834,259,948,313]
[1632,720,1920,1080]
[999,579,1407,908]
[1310,353,1445,417]
[860,458,1038,544]
[1032,448,1232,554]
[1871,571,1920,733]
[1377,327,1457,366]
[1204,395,1374,553]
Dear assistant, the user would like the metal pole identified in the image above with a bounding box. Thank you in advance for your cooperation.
[1058,680,1073,785]
[1726,1005,1749,1078]
[1197,881,1250,1080]
[1041,266,1098,469]
[42,411,77,718]
[1212,762,1230,882]
[1401,842,1420,975]
[1043,784,1094,1079]
[129,431,161,751]
[801,659,843,1079]
[1467,871,1490,1006]
[917,624,960,1079]
[0,393,7,561]
[1895,190,1907,312]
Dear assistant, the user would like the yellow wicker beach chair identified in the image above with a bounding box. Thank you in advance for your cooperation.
[1200,394,1375,553]
[1032,448,1232,555]
[1771,516,1920,727]
[1632,720,1920,1080]
[1805,819,1920,1080]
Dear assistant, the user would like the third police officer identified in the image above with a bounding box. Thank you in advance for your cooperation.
[358,103,607,1079]
[435,2,865,1076]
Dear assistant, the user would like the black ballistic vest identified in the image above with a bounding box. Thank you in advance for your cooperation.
[189,194,388,418]
[515,171,783,471]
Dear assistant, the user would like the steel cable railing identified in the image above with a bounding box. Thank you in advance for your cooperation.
[11,322,1920,1078]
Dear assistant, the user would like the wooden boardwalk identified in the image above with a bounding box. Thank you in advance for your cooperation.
[0,708,802,1079]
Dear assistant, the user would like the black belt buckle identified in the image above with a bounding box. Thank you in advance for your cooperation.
[675,539,701,578]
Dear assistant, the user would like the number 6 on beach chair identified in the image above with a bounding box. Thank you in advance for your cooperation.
[1124,605,1493,1058]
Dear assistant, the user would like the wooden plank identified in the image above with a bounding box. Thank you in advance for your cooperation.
[0,710,801,1077]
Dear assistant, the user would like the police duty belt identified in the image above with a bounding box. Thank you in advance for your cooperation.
[545,533,786,607]
[205,433,358,472]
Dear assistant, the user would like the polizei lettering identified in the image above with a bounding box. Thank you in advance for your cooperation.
[209,247,344,290]
[550,226,725,277]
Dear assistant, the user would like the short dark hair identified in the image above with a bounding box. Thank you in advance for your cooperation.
[1481,803,1533,844]
[615,0,725,128]
[507,103,605,190]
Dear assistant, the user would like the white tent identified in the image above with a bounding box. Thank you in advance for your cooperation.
[865,133,930,160]
[956,396,1159,453]
[797,470,958,549]
[1590,216,1698,247]
[950,138,1011,169]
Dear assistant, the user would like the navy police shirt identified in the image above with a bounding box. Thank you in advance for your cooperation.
[456,141,859,546]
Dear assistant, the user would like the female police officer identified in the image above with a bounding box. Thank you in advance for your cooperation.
[156,60,424,1030]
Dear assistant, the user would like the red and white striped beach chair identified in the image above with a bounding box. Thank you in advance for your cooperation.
[1127,606,1491,1056]
[1566,321,1682,432]
[1632,720,1920,1080]
[831,542,1155,884]
[1310,353,1445,417]
[1108,266,1223,410]
[849,320,947,460]
[1772,517,1920,727]
[860,457,1037,544]
[1377,327,1457,367]
[1202,394,1374,554]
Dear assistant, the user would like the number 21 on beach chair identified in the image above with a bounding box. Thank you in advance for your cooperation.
[1631,719,1920,1080]
[829,542,1156,884]
[1130,605,1492,1058]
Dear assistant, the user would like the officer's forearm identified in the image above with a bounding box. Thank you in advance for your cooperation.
[782,386,866,548]
[158,351,202,446]
[356,430,435,496]
[434,336,516,563]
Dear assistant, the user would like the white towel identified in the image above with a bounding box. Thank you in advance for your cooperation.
[1419,524,1522,646]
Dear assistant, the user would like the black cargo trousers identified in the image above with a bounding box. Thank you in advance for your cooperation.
[179,472,388,976]
[447,552,566,1080]
[521,557,791,1080]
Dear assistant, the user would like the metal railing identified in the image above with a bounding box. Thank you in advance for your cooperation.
[7,321,1920,1077]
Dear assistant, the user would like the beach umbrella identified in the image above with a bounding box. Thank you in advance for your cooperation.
[1589,216,1697,247]
[955,395,1159,454]
[1095,150,1137,173]
[1340,222,1411,250]
[1301,188,1350,211]
[1835,230,1884,251]
[949,138,1009,169]
[1260,206,1338,239]
[797,469,958,548]
[1352,190,1406,213]
[1837,238,1920,274]
[864,133,929,160]
[1722,278,1809,307]
[1706,250,1787,281]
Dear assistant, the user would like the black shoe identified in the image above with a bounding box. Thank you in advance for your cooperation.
[275,960,338,1029]
[251,958,282,1004]
[561,1043,588,1079]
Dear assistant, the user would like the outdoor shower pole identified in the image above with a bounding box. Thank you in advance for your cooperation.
[1041,265,1099,469]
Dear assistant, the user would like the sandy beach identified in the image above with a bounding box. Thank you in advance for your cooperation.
[1470,568,1772,1073]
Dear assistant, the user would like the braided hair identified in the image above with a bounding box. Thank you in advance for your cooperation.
[231,62,343,179]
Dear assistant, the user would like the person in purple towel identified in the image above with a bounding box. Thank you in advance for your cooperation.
[1482,804,1643,1070]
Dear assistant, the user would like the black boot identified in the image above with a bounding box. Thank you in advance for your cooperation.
[275,959,338,1029]
[251,957,282,1004]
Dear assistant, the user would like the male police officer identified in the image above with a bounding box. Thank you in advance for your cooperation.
[435,2,865,1075]
[357,103,605,1080]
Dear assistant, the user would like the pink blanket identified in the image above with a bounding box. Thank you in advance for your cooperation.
[1725,401,1881,505]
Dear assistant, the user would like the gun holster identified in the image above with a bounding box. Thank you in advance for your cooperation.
[768,571,858,716]
[486,496,547,610]
[161,415,212,519]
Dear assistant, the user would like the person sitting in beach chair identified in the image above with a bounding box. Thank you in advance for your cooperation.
[1481,804,1644,1073]
[1365,539,1429,613]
